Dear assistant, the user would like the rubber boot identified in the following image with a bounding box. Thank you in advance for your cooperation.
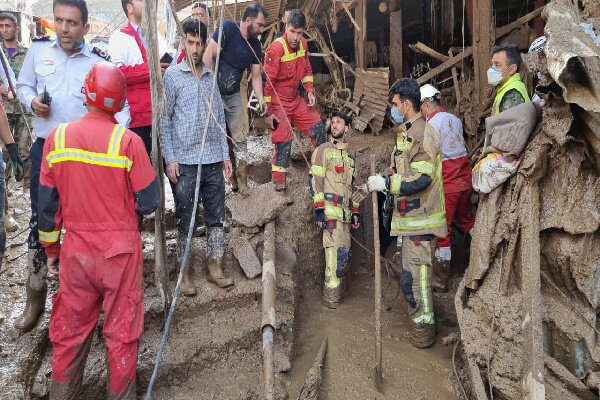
[274,180,286,191]
[14,276,47,331]
[5,213,18,233]
[206,257,233,288]
[177,237,196,296]
[409,319,436,348]
[236,160,249,194]
[322,278,344,309]
[432,247,451,293]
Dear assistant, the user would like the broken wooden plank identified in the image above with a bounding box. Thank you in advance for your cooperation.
[342,2,360,32]
[413,47,473,85]
[449,49,461,109]
[390,9,403,81]
[297,337,328,400]
[410,41,449,62]
[494,6,545,40]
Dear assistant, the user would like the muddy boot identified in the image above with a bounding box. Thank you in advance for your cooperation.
[274,181,286,191]
[432,247,451,293]
[409,319,436,348]
[322,279,344,309]
[14,277,47,331]
[177,237,196,296]
[206,257,233,288]
[236,160,249,194]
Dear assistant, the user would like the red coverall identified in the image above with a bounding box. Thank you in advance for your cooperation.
[38,110,158,398]
[119,23,152,128]
[264,34,325,185]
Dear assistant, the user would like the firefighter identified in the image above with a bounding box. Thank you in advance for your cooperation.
[264,9,326,191]
[38,62,159,399]
[310,111,360,308]
[367,78,446,348]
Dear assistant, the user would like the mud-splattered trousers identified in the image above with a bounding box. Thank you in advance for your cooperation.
[264,35,326,185]
[0,158,5,255]
[37,111,159,399]
[388,114,446,327]
[170,162,226,261]
[310,140,359,303]
[222,91,249,165]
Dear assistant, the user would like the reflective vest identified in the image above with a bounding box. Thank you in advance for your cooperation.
[389,115,447,237]
[492,73,530,115]
[310,140,358,223]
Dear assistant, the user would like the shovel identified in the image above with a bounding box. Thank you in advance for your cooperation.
[370,155,384,393]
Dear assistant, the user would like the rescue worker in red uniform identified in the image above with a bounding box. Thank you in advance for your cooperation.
[38,62,159,399]
[264,9,326,190]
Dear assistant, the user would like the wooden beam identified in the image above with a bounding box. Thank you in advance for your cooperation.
[494,6,545,40]
[342,2,360,31]
[473,0,493,115]
[353,0,366,69]
[449,49,461,110]
[411,46,473,85]
[390,9,403,81]
[409,41,449,62]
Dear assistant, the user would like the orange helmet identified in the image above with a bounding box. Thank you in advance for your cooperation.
[84,62,126,113]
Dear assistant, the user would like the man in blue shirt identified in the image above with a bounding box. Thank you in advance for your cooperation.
[203,2,267,193]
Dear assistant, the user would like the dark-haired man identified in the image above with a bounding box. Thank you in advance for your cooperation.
[367,78,446,348]
[191,1,210,25]
[0,12,30,231]
[488,43,530,114]
[15,0,111,332]
[162,19,233,295]
[274,5,293,39]
[203,2,267,193]
[264,9,326,191]
[108,0,169,154]
[310,111,360,308]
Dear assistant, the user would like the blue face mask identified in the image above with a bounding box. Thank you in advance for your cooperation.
[391,107,404,124]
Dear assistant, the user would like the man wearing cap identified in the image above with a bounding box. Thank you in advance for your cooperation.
[420,84,474,292]
[38,61,158,398]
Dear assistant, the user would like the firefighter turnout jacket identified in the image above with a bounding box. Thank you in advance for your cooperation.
[388,113,447,238]
[264,34,314,105]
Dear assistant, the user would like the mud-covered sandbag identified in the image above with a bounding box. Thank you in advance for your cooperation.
[472,152,521,194]
[483,101,542,159]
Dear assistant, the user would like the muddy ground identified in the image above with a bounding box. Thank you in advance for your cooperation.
[0,130,467,399]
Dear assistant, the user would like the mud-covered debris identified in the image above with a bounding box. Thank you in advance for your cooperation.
[227,184,287,228]
[232,236,262,279]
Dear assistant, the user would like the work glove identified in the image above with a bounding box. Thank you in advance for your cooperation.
[6,143,24,181]
[314,209,325,225]
[366,175,388,192]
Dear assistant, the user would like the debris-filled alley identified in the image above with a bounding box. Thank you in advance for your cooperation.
[1,0,600,399]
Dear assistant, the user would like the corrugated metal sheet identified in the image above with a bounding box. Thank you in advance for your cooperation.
[174,0,282,26]
[353,67,390,134]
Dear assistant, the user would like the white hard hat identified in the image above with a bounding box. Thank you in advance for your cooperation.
[420,84,440,102]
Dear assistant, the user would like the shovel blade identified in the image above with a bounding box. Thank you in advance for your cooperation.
[374,364,384,393]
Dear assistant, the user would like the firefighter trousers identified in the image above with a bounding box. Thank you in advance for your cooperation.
[270,96,324,185]
[322,221,351,304]
[397,235,435,326]
[49,230,144,400]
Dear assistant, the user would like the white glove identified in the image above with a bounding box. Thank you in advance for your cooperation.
[367,175,387,192]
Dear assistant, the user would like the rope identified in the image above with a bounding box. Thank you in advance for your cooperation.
[144,0,226,397]
[452,338,469,399]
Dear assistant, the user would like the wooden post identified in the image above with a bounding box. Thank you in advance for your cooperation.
[144,0,171,320]
[473,0,492,115]
[390,9,403,81]
[371,155,383,393]
[354,0,367,69]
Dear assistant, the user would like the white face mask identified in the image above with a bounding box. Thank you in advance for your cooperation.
[487,66,503,86]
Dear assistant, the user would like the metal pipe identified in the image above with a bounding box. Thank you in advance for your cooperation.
[261,220,276,400]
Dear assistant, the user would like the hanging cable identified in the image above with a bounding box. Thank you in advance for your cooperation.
[144,0,226,397]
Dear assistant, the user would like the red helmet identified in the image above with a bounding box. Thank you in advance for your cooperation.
[84,61,126,113]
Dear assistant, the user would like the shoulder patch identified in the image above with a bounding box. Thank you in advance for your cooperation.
[92,47,111,61]
[32,35,51,42]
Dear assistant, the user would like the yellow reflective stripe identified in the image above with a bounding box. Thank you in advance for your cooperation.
[410,161,435,177]
[325,247,340,288]
[275,37,289,54]
[420,265,430,313]
[47,149,133,171]
[39,230,60,243]
[310,165,326,177]
[54,123,67,151]
[395,140,412,152]
[313,192,324,203]
[264,96,271,103]
[391,211,446,230]
[302,76,313,83]
[352,200,360,207]
[324,205,344,219]
[281,50,306,62]
[324,151,354,166]
[107,125,126,156]
[272,165,288,172]
[390,174,402,195]
[413,313,435,324]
